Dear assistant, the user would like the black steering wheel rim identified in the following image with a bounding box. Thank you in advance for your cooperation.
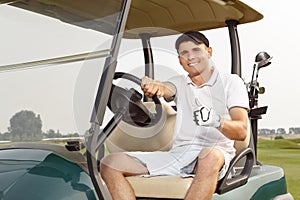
[108,72,162,127]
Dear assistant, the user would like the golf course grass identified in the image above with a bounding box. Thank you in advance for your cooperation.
[257,138,300,199]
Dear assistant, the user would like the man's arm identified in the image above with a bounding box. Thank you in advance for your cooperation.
[219,107,249,141]
[141,76,176,100]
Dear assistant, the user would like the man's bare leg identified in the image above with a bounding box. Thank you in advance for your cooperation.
[184,147,225,200]
[100,153,149,200]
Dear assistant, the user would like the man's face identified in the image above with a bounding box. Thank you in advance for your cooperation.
[177,41,212,76]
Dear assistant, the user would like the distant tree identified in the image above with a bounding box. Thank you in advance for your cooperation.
[0,132,10,141]
[63,132,80,138]
[276,128,286,134]
[289,127,300,134]
[9,110,43,141]
[45,129,58,138]
[73,132,80,137]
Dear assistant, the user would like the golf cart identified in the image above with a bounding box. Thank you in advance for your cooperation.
[0,0,294,199]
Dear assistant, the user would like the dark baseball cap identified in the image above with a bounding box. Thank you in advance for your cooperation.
[175,31,209,51]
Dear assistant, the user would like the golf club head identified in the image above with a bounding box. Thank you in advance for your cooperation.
[255,51,272,69]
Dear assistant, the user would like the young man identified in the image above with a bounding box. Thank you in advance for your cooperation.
[100,31,249,200]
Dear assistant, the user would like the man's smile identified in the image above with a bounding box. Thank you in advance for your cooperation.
[188,62,199,67]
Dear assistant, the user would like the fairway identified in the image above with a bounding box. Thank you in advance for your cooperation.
[257,139,300,200]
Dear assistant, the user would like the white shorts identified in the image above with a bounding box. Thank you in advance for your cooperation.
[126,145,233,180]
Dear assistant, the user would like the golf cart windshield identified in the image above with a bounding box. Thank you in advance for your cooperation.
[0,0,262,130]
[0,0,133,130]
[0,0,127,70]
[0,0,263,93]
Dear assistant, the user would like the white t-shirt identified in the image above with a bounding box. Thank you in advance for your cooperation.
[168,68,249,157]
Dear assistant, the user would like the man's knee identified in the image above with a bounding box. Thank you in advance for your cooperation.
[100,153,123,177]
[100,152,149,177]
[197,148,225,172]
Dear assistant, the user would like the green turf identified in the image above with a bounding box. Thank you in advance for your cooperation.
[257,138,300,200]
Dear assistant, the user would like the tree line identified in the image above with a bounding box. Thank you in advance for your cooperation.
[0,110,79,142]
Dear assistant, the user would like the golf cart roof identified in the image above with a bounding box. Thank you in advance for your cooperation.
[1,0,263,38]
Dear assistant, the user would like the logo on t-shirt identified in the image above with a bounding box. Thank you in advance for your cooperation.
[193,106,211,126]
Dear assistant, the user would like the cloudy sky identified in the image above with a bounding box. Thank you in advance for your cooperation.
[0,0,299,134]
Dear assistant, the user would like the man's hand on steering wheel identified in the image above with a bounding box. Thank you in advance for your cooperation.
[141,76,176,100]
[141,76,165,98]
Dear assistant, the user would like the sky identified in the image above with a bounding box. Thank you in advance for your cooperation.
[0,0,300,135]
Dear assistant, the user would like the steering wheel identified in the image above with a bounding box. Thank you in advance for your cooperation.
[108,72,162,127]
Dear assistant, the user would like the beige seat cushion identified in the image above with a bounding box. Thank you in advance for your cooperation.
[106,102,176,152]
[127,176,193,199]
